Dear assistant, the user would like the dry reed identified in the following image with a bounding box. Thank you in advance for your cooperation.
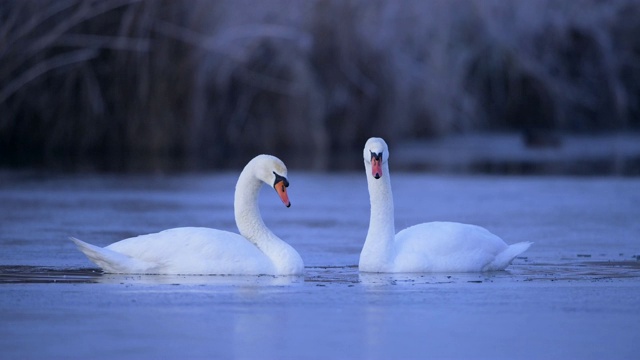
[1,0,638,171]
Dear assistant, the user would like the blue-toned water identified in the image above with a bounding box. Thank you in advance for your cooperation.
[1,171,639,359]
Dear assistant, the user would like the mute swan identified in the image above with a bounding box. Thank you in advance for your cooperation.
[360,137,532,273]
[71,155,304,275]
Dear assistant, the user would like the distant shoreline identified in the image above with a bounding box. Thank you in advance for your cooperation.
[394,132,640,176]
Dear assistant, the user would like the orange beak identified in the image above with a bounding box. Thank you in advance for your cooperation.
[372,158,382,179]
[275,180,291,207]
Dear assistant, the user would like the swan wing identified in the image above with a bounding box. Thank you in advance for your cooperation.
[485,241,532,271]
[394,222,512,272]
[72,227,275,275]
[71,237,156,274]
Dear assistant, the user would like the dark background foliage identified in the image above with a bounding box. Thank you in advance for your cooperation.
[1,0,639,171]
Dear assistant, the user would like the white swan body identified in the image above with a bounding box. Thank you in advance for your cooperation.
[359,137,532,273]
[71,155,304,275]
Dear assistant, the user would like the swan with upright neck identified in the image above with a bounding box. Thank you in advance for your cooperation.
[71,154,304,275]
[360,137,531,273]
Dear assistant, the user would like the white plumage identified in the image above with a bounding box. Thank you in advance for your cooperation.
[71,155,303,275]
[359,137,532,273]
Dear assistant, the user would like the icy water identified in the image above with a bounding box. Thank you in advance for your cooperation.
[1,171,639,359]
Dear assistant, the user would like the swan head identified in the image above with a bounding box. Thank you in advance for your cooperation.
[251,154,291,208]
[363,137,389,179]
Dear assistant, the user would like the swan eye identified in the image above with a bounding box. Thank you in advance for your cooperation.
[273,172,289,188]
[370,150,383,162]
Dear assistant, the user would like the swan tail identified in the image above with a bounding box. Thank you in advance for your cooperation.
[486,241,533,271]
[70,237,153,274]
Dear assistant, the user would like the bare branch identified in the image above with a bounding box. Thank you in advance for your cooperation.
[154,20,312,59]
[55,34,150,51]
[0,48,97,103]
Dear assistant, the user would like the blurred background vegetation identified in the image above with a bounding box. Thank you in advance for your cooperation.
[1,0,639,172]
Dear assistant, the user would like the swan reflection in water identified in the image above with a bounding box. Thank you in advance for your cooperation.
[358,271,507,286]
[0,265,304,286]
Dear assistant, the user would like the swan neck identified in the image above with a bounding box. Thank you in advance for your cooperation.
[234,167,274,243]
[361,161,396,270]
[366,163,395,239]
[233,162,303,275]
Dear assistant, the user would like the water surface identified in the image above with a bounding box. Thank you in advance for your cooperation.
[1,172,639,359]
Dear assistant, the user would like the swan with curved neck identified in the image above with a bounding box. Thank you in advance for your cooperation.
[360,137,531,273]
[71,155,304,275]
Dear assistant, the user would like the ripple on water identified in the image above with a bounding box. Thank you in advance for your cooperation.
[1,260,638,286]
